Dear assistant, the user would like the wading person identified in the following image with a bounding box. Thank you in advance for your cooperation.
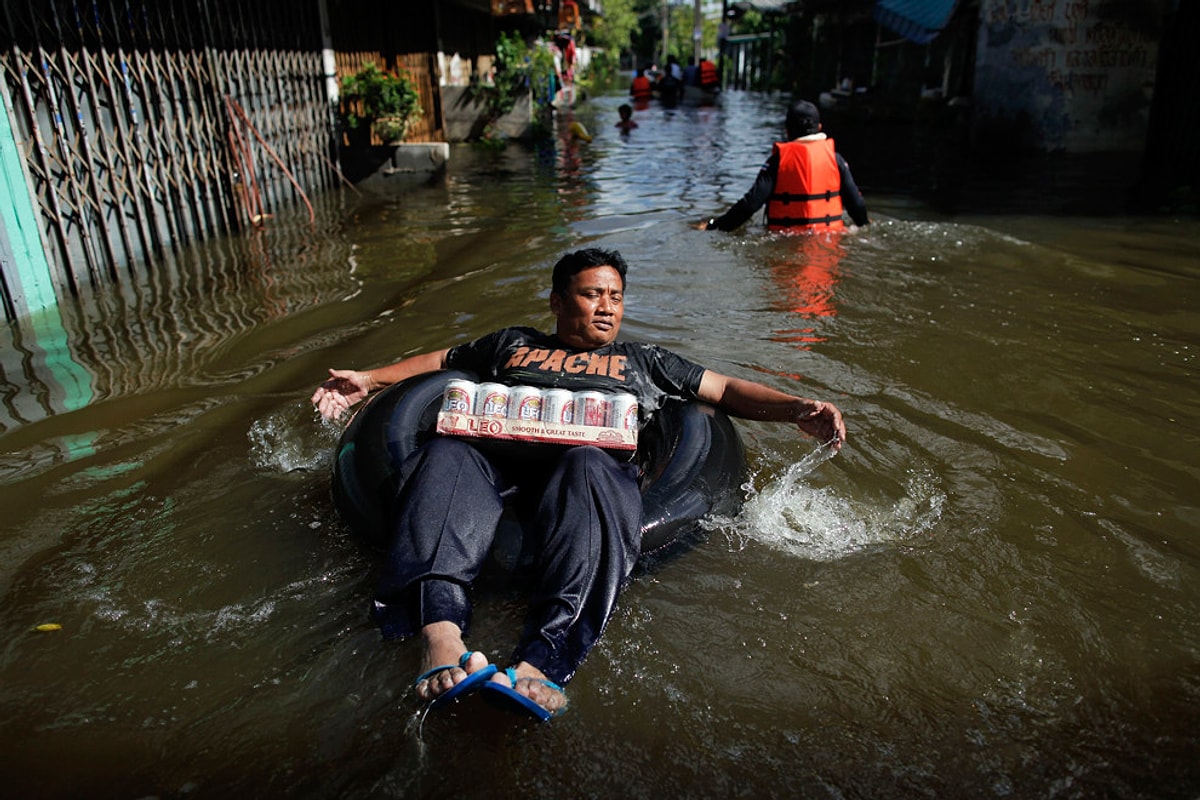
[630,68,653,103]
[616,103,638,132]
[311,248,846,721]
[698,100,869,232]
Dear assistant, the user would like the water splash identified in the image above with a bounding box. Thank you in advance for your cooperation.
[710,444,945,562]
[247,401,342,473]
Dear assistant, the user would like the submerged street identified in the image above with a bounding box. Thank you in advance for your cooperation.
[0,90,1198,798]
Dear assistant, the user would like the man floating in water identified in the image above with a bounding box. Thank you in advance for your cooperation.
[312,248,845,721]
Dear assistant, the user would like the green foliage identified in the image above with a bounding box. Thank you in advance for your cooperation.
[473,32,560,120]
[340,62,421,141]
[664,4,694,60]
[588,0,640,53]
[475,122,510,152]
[586,49,619,84]
[740,9,769,34]
[528,45,559,107]
[641,4,721,63]
[471,31,528,117]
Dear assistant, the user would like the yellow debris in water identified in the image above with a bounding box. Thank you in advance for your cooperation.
[34,623,62,632]
[568,121,592,142]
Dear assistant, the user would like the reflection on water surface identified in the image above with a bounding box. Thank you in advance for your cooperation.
[0,91,1198,799]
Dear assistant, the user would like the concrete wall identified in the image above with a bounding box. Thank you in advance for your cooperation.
[973,0,1161,153]
[441,86,540,143]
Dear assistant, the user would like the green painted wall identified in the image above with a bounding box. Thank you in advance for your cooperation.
[0,91,58,316]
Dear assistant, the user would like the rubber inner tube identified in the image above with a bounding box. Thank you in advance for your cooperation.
[332,370,746,558]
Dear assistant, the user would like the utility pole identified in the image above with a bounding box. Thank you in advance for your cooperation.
[693,0,703,64]
[661,0,670,65]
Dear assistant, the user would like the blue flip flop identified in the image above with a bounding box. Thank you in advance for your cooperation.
[412,651,498,710]
[481,667,567,722]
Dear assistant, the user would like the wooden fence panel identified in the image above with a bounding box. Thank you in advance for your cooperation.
[400,53,444,144]
[335,50,443,145]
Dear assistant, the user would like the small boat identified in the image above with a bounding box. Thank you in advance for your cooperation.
[681,85,721,106]
[331,369,747,564]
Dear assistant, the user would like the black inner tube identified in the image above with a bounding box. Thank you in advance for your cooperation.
[331,370,747,558]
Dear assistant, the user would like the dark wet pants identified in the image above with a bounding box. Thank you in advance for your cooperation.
[372,436,642,685]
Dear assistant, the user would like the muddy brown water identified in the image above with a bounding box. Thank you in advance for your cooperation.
[1,91,1197,798]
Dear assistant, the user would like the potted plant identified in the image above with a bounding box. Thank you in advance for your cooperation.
[340,62,421,145]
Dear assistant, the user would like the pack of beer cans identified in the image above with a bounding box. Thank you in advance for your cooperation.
[435,379,638,451]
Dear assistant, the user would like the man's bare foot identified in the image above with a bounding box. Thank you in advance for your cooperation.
[490,661,569,716]
[413,621,491,701]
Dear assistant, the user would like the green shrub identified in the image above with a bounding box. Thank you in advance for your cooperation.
[340,63,421,142]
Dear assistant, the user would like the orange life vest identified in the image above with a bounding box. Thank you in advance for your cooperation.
[630,75,653,99]
[699,60,718,88]
[766,138,844,231]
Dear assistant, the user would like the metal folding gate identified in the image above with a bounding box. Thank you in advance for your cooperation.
[0,0,339,320]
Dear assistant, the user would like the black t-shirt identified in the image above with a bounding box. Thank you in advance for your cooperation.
[446,327,706,418]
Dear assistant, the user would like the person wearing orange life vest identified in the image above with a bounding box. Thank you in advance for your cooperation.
[698,100,868,232]
[698,58,719,90]
[630,68,653,101]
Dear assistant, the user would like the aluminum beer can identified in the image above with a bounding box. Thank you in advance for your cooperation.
[441,379,477,414]
[608,392,639,430]
[574,390,609,427]
[476,382,510,418]
[542,388,575,425]
[508,385,543,421]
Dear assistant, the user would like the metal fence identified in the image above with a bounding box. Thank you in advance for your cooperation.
[0,0,340,319]
[723,32,775,91]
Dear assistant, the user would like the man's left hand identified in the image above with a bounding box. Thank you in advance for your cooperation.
[798,401,845,451]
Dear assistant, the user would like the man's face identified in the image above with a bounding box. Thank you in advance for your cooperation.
[551,265,625,349]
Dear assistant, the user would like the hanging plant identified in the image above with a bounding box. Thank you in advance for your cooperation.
[340,63,421,144]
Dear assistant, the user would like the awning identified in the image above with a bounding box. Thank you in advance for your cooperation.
[874,0,959,44]
[729,1,796,13]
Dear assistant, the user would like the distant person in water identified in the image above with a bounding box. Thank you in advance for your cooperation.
[699,57,720,91]
[656,55,683,107]
[630,69,653,102]
[698,100,868,233]
[615,104,638,132]
[310,248,845,722]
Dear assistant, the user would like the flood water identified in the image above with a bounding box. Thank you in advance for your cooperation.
[1,90,1198,799]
